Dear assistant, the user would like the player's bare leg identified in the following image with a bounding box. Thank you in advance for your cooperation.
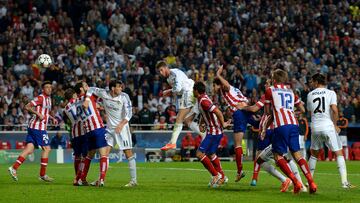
[161,108,191,151]
[38,146,54,182]
[309,149,354,189]
[291,151,317,193]
[234,132,245,182]
[8,143,35,181]
[123,149,137,187]
[184,113,205,137]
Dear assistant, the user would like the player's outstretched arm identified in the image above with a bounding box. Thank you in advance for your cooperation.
[214,108,231,128]
[242,104,261,113]
[215,65,230,91]
[83,87,107,109]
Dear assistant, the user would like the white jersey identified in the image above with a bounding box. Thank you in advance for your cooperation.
[87,87,132,129]
[307,87,337,131]
[167,68,195,95]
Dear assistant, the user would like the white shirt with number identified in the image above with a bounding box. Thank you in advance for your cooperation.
[307,87,337,131]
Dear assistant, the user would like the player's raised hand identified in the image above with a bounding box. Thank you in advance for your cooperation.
[216,65,223,77]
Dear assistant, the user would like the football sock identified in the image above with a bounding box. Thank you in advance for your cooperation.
[128,156,137,182]
[288,159,304,187]
[276,157,297,183]
[13,156,25,170]
[211,155,224,178]
[297,158,314,183]
[261,161,287,182]
[169,123,183,144]
[199,155,218,176]
[80,156,92,181]
[308,155,317,178]
[336,155,348,185]
[99,156,108,181]
[40,158,48,177]
[252,159,260,181]
[74,156,81,175]
[235,146,243,174]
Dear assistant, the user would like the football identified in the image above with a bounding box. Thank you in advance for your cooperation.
[36,54,52,68]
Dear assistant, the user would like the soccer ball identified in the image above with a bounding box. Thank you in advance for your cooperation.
[37,54,52,68]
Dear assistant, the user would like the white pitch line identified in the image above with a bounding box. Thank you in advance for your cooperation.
[52,165,360,176]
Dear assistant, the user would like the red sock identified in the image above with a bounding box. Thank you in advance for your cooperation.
[235,146,243,174]
[80,156,92,181]
[211,155,224,178]
[276,157,297,183]
[13,156,25,170]
[99,156,108,181]
[74,156,81,175]
[297,158,314,183]
[40,158,48,177]
[200,155,218,176]
[252,159,261,181]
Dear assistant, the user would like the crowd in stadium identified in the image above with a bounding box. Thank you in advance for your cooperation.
[0,0,360,131]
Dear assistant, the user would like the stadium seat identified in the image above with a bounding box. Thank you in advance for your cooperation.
[351,142,360,160]
[0,141,11,150]
[16,141,26,149]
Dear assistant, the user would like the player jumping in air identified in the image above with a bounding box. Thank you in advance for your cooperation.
[193,81,231,187]
[307,73,355,189]
[86,80,137,187]
[263,69,317,194]
[213,65,258,182]
[8,81,58,182]
[156,61,204,151]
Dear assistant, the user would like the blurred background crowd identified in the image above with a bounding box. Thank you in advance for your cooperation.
[0,0,360,131]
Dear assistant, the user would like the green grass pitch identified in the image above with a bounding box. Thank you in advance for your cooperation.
[0,161,359,203]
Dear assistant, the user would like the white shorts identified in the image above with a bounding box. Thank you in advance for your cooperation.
[299,135,305,149]
[310,129,342,152]
[259,145,292,162]
[178,90,194,110]
[105,124,132,150]
[339,135,348,147]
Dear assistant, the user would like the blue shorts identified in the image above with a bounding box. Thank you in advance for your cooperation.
[72,135,88,157]
[25,128,50,147]
[233,110,259,133]
[272,125,300,154]
[86,127,108,151]
[198,133,223,154]
[257,129,273,150]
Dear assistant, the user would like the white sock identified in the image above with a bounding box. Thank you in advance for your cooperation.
[302,148,307,160]
[288,160,304,187]
[128,156,137,182]
[308,155,317,178]
[261,161,287,183]
[189,121,205,136]
[169,123,183,144]
[344,147,349,160]
[336,155,348,185]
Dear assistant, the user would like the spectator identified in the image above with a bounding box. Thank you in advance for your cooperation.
[50,132,67,149]
[153,115,168,130]
[139,103,152,130]
[180,133,196,160]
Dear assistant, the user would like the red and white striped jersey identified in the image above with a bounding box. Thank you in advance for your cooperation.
[28,94,52,130]
[255,95,274,130]
[77,94,104,132]
[198,94,223,135]
[220,85,248,112]
[265,84,300,128]
[64,98,86,138]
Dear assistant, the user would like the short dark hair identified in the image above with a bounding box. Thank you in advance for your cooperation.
[312,73,326,85]
[74,81,83,94]
[155,61,168,69]
[109,79,123,90]
[41,81,52,88]
[193,81,206,94]
[64,88,76,100]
